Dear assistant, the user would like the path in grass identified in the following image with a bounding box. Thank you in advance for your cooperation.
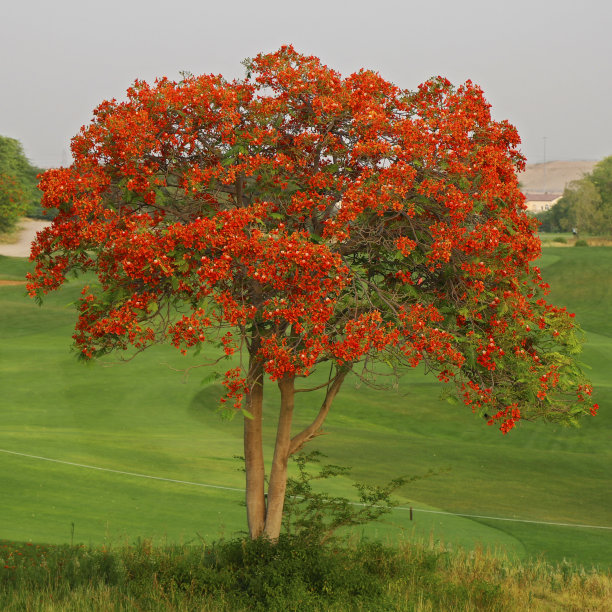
[0,218,50,258]
[0,250,610,569]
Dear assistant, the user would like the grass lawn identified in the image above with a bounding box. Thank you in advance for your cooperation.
[0,249,610,570]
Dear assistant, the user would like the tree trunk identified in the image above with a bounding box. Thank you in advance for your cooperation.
[244,364,348,541]
[263,375,295,540]
[244,354,266,539]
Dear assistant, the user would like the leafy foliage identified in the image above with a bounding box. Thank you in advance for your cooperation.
[0,136,45,224]
[282,451,415,544]
[2,538,610,611]
[0,173,26,233]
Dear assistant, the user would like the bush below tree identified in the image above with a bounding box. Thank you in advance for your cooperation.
[1,537,610,611]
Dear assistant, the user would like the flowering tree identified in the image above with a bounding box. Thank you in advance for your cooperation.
[28,46,597,540]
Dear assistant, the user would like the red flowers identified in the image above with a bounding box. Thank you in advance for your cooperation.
[487,405,522,434]
[27,45,597,430]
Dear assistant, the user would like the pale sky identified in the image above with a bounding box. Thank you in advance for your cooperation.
[2,0,611,168]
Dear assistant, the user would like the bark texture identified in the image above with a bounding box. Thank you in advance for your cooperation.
[244,356,265,538]
[263,375,295,540]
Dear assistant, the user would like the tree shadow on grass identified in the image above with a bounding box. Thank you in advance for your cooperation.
[188,384,226,423]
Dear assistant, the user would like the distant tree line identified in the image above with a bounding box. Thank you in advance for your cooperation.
[536,156,612,235]
[0,135,46,232]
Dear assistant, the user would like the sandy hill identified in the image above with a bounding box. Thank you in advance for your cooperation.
[518,160,596,194]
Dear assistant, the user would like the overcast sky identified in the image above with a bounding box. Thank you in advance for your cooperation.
[2,0,611,168]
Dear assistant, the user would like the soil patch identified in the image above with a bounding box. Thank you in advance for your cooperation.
[0,218,52,258]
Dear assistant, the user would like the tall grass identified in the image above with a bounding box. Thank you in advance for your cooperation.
[1,537,610,611]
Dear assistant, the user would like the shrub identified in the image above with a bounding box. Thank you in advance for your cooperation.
[2,538,611,611]
[282,451,418,545]
[0,174,27,233]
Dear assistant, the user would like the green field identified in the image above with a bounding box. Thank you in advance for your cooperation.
[1,248,610,570]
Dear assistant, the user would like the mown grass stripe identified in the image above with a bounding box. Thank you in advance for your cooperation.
[3,447,610,532]
[0,448,244,493]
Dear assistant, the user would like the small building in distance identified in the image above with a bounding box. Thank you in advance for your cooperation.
[523,192,562,214]
[519,160,596,214]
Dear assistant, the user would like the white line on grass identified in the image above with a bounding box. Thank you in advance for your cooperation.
[0,448,243,492]
[2,448,611,531]
[393,507,612,530]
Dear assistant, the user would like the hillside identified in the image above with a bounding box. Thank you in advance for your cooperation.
[518,160,596,193]
[1,248,610,572]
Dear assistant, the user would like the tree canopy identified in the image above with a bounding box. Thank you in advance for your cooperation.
[536,155,612,234]
[0,172,26,233]
[0,135,44,229]
[28,46,597,539]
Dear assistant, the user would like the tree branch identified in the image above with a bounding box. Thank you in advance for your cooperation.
[288,367,349,455]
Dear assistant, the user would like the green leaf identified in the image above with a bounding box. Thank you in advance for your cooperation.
[286,181,301,194]
[201,371,221,385]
